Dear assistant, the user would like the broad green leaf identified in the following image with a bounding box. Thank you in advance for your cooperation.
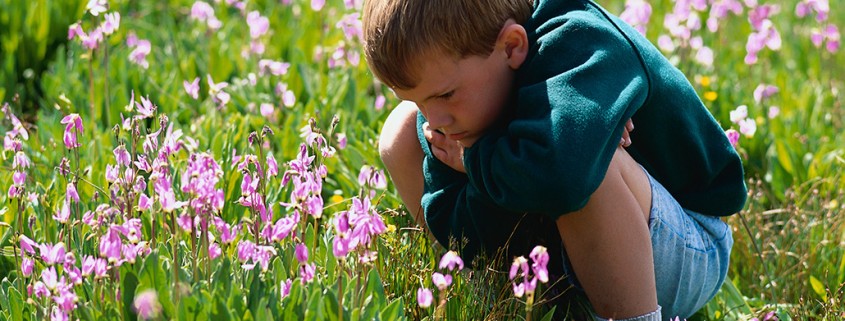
[380,298,405,321]
[0,281,10,316]
[177,294,209,321]
[809,275,827,301]
[540,306,558,321]
[365,268,386,306]
[7,286,22,321]
[120,266,139,321]
[138,252,174,318]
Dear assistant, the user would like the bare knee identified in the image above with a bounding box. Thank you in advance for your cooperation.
[378,101,425,225]
[379,101,420,167]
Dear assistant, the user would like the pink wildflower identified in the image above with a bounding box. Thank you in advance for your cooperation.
[295,243,309,263]
[246,11,269,39]
[129,39,152,69]
[438,251,465,271]
[86,0,108,16]
[60,114,83,149]
[432,272,452,291]
[417,288,433,308]
[311,0,325,11]
[184,77,200,99]
[133,290,162,320]
[102,12,120,35]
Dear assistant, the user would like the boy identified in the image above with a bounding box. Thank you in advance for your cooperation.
[363,0,747,320]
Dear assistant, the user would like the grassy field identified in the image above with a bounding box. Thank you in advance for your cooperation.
[0,0,843,320]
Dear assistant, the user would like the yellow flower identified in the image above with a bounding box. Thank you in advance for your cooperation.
[704,91,718,101]
[330,194,344,204]
[386,224,396,233]
[700,76,711,87]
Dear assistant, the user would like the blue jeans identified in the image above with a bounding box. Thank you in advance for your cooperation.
[560,166,733,320]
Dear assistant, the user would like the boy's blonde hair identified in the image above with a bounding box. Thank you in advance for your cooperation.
[363,0,533,89]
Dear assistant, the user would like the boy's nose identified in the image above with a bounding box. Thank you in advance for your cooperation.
[423,107,452,131]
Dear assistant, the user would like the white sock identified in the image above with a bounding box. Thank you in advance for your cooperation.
[594,305,662,321]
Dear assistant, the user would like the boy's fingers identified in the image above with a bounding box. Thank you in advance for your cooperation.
[423,122,446,147]
[626,119,635,132]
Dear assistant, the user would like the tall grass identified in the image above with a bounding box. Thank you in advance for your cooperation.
[0,0,843,320]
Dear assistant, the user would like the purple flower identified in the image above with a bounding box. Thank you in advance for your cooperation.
[432,272,452,291]
[300,263,316,284]
[237,240,255,262]
[246,11,269,39]
[60,114,83,149]
[209,243,222,260]
[739,118,757,137]
[101,12,120,35]
[133,290,162,320]
[129,39,152,69]
[438,251,465,271]
[745,19,781,65]
[730,105,748,124]
[137,96,157,119]
[40,242,66,265]
[311,0,325,11]
[295,243,309,263]
[68,22,84,40]
[81,255,97,276]
[336,13,363,41]
[100,226,123,263]
[19,235,38,255]
[753,84,780,103]
[280,279,293,298]
[21,257,35,277]
[54,200,71,224]
[51,306,68,321]
[417,287,433,308]
[266,153,278,178]
[114,145,131,167]
[260,103,275,119]
[258,59,291,76]
[86,0,107,16]
[13,151,31,169]
[42,266,59,290]
[336,133,348,149]
[768,106,780,119]
[619,0,652,35]
[183,77,200,99]
[530,245,550,283]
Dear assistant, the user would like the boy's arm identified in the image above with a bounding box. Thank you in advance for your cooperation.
[463,13,650,217]
[417,114,560,263]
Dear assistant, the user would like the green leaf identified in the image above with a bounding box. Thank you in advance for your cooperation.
[138,251,174,318]
[775,141,795,176]
[210,289,234,321]
[365,268,386,306]
[177,294,209,321]
[380,298,405,321]
[539,306,557,321]
[121,266,140,321]
[7,286,23,321]
[809,275,827,301]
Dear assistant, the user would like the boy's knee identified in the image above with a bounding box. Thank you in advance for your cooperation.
[378,101,421,167]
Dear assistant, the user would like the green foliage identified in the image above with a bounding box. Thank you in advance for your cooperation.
[0,0,844,320]
[0,0,86,110]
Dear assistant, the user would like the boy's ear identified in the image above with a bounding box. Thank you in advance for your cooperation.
[497,19,529,70]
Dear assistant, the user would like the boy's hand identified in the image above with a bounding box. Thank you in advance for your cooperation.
[620,119,634,147]
[423,122,466,173]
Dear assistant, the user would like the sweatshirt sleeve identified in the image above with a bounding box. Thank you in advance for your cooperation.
[417,114,562,264]
[463,12,650,218]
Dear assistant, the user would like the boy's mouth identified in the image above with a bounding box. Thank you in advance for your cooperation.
[447,132,466,140]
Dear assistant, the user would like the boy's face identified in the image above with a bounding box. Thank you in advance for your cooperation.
[392,50,515,148]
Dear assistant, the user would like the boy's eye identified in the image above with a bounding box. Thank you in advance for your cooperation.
[437,91,454,100]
